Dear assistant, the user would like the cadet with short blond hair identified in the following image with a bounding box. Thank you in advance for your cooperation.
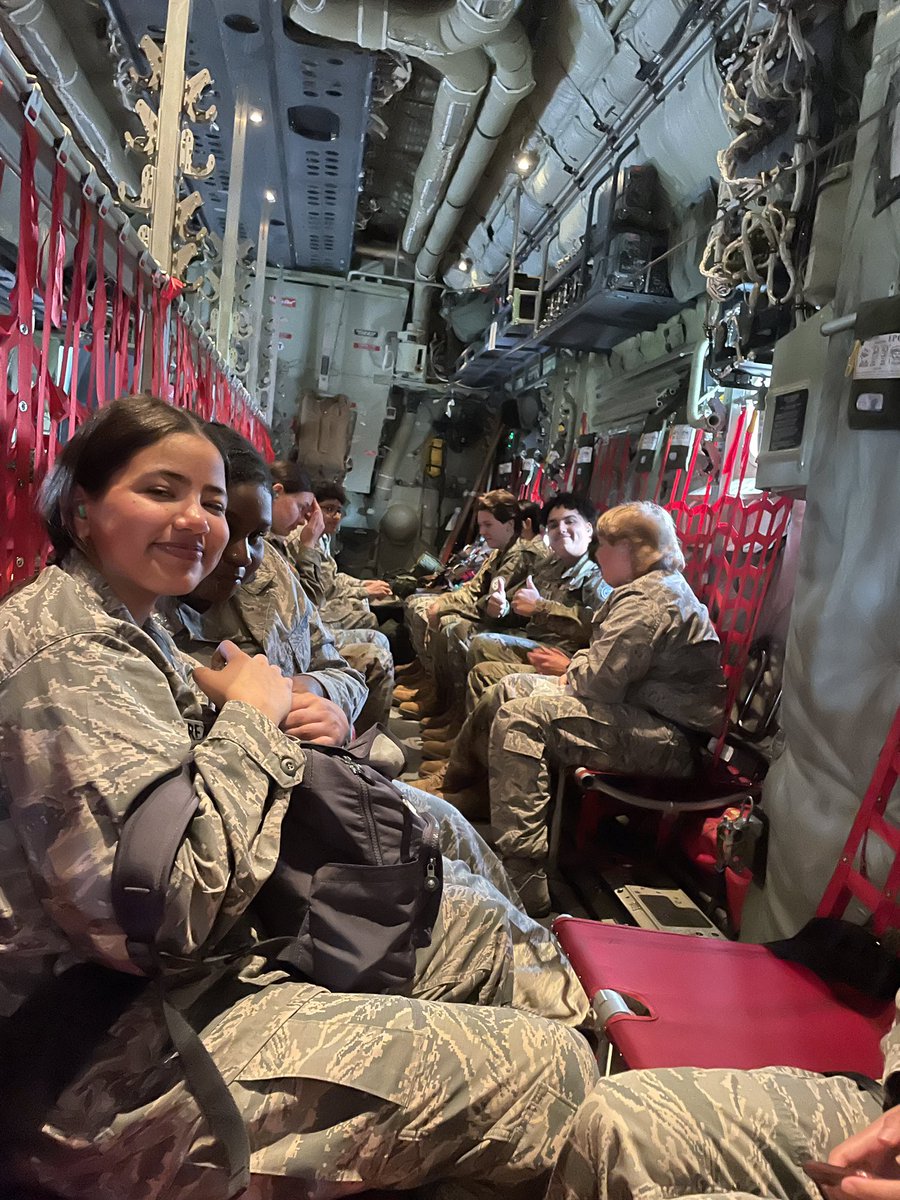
[488,502,727,915]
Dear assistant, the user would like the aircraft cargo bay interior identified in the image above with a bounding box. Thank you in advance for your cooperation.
[0,1,899,1198]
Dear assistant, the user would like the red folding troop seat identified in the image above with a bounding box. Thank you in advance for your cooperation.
[554,706,900,1077]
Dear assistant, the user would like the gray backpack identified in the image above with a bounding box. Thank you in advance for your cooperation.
[113,726,443,993]
[253,729,443,993]
[105,727,444,1197]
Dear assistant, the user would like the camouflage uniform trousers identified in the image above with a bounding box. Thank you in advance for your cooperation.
[546,1066,882,1200]
[332,627,394,731]
[408,611,479,704]
[171,856,598,1199]
[401,782,590,1026]
[405,593,436,668]
[36,857,597,1200]
[447,670,552,787]
[439,616,482,708]
[466,631,546,710]
[488,676,695,863]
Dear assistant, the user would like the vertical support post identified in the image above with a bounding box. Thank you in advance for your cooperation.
[264,266,284,422]
[535,237,550,329]
[246,193,272,399]
[217,97,249,362]
[507,177,522,304]
[148,0,192,274]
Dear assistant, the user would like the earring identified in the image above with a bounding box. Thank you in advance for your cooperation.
[76,504,87,519]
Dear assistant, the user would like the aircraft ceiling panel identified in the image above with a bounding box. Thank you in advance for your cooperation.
[110,0,373,275]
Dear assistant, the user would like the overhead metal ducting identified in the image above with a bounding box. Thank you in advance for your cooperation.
[453,0,735,295]
[110,0,375,275]
[289,0,511,258]
[288,0,534,330]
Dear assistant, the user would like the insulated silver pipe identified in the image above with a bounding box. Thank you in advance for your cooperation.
[412,18,534,329]
[289,0,531,314]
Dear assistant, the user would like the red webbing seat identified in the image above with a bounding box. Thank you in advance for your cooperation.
[553,920,892,1075]
[554,705,900,1075]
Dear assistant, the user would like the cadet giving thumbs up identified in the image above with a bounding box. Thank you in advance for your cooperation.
[512,574,542,617]
[486,576,507,619]
[193,640,293,727]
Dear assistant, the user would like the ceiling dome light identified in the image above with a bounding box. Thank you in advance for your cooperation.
[265,189,277,203]
[249,108,264,125]
[457,255,471,272]
[514,150,538,177]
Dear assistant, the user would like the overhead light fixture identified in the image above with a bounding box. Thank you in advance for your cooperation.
[265,189,277,203]
[249,108,264,125]
[457,255,471,272]
[514,149,537,177]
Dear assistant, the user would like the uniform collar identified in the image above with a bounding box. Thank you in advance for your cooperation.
[64,551,183,663]
[160,547,281,649]
[65,550,152,629]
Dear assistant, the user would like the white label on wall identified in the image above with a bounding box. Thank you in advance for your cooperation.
[670,424,694,447]
[577,445,593,464]
[638,431,660,451]
[856,392,885,411]
[854,333,900,379]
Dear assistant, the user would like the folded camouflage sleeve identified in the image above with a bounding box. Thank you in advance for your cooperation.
[304,605,367,724]
[0,633,300,966]
[286,540,327,608]
[566,589,657,704]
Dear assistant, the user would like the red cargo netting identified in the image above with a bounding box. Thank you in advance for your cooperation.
[1,113,271,597]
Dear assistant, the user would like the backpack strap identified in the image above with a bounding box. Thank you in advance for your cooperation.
[112,763,199,972]
[111,760,251,1198]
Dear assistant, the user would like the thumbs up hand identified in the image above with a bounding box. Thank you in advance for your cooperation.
[512,574,542,617]
[486,576,507,618]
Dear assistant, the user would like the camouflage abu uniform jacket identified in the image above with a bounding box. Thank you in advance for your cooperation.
[266,531,326,608]
[567,568,726,733]
[430,537,549,625]
[493,551,612,651]
[0,557,304,1169]
[278,531,376,631]
[160,542,367,727]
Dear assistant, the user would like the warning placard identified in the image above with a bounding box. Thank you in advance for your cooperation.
[855,332,900,379]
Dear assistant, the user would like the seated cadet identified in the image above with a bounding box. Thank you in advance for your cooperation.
[401,490,549,730]
[488,501,727,916]
[0,395,597,1200]
[416,493,612,795]
[268,458,321,591]
[548,1017,896,1200]
[266,467,394,730]
[301,481,393,631]
[161,425,533,901]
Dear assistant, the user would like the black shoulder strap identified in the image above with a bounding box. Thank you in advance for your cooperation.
[111,761,251,1198]
[112,763,199,968]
